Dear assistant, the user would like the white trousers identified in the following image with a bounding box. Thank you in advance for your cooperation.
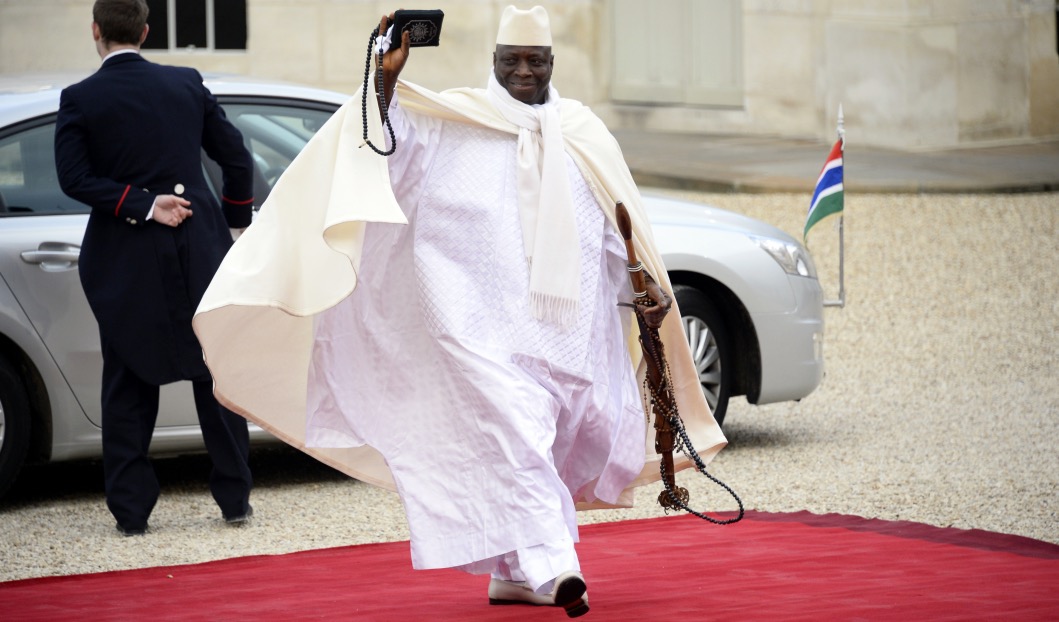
[458,536,579,593]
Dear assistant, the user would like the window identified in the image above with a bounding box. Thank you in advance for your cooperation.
[142,0,248,52]
[0,121,89,216]
[611,0,744,107]
[205,100,335,205]
[0,99,335,218]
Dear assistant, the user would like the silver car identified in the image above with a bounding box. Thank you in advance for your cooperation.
[0,73,823,499]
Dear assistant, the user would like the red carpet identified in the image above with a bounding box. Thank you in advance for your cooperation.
[2,511,1057,621]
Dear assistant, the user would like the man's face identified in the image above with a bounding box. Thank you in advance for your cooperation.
[493,45,554,105]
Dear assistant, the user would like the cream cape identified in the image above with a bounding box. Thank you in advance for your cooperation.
[192,75,727,503]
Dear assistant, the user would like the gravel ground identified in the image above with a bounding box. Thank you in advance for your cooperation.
[1,191,1056,583]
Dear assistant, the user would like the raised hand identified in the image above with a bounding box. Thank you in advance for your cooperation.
[377,13,411,107]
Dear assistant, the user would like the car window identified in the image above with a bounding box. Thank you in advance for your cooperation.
[0,119,90,217]
[210,102,335,206]
[0,99,336,218]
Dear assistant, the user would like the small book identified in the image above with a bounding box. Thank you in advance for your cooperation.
[392,9,444,47]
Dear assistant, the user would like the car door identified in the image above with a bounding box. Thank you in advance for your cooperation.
[0,114,205,429]
[0,115,107,427]
[1,98,338,434]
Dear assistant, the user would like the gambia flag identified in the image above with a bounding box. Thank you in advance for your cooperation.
[804,139,844,240]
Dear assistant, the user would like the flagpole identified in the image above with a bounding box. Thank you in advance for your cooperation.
[824,103,846,308]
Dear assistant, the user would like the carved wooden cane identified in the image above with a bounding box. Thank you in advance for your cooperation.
[615,201,689,511]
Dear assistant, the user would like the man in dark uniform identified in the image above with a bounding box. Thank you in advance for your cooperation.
[54,0,254,536]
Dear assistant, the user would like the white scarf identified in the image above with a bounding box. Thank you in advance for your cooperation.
[485,73,580,328]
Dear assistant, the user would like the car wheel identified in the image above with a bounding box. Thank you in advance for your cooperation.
[673,285,732,426]
[0,356,31,499]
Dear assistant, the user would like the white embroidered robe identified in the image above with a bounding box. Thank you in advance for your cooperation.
[304,103,645,569]
[191,77,728,579]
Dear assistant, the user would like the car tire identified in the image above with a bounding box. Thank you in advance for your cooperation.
[673,285,732,426]
[0,356,31,500]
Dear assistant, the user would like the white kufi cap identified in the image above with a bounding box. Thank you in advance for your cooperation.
[496,5,552,47]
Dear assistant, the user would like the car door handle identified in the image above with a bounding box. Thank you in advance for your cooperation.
[21,242,81,271]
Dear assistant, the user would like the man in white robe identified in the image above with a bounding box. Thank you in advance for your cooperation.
[193,5,727,618]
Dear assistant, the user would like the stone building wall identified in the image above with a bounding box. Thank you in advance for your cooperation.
[1,0,1055,149]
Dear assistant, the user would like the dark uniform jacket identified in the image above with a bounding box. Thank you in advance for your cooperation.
[55,52,254,385]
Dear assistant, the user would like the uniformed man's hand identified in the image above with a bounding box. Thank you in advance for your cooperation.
[642,274,673,329]
[153,194,193,227]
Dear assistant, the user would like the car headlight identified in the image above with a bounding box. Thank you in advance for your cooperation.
[749,235,818,278]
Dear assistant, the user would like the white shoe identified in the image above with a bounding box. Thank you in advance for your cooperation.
[487,572,590,618]
[488,578,554,606]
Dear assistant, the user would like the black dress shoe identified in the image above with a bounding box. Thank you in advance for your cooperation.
[116,523,147,537]
[224,505,254,525]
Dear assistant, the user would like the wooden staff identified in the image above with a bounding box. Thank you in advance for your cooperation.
[615,202,689,511]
